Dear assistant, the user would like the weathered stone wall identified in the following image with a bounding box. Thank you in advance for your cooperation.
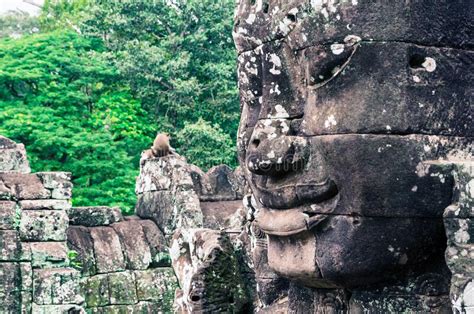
[67,208,178,313]
[0,136,82,313]
[0,137,180,313]
[0,135,253,313]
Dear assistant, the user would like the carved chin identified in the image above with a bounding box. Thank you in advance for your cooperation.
[266,231,339,289]
[254,194,341,288]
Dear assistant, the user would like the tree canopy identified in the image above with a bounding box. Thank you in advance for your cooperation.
[0,0,239,213]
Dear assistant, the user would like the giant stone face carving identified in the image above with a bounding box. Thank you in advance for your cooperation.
[234,0,473,289]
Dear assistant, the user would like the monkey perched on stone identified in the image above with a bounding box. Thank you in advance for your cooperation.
[151,133,172,157]
[140,132,175,166]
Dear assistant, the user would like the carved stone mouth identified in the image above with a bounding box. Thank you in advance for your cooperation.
[253,178,338,209]
[254,193,340,236]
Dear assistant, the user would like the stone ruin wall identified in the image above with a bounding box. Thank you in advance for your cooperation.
[0,135,254,313]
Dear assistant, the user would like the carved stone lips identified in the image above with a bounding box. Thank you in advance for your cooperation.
[253,177,338,209]
[254,193,340,236]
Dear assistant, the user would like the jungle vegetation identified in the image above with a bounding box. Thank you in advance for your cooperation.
[0,0,239,214]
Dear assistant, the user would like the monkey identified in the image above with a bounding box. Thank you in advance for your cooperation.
[140,132,176,167]
[151,132,172,157]
[139,149,154,167]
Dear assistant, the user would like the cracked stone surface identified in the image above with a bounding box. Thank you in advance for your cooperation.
[234,0,472,312]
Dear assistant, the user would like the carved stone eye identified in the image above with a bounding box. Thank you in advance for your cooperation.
[304,43,357,88]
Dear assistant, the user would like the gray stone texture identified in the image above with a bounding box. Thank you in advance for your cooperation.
[36,172,73,200]
[67,226,97,276]
[90,226,126,273]
[0,135,30,173]
[33,268,83,305]
[0,173,50,200]
[19,209,68,241]
[442,162,474,313]
[0,230,27,261]
[107,271,138,305]
[171,228,252,313]
[19,199,71,211]
[111,221,152,270]
[0,201,17,230]
[69,206,123,227]
[29,242,68,268]
[0,262,21,313]
[135,156,204,237]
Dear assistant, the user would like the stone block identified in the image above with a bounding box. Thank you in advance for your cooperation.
[135,158,173,194]
[135,219,167,266]
[172,188,203,232]
[0,201,18,230]
[69,206,123,227]
[33,268,83,305]
[171,228,251,313]
[90,226,126,273]
[21,290,32,313]
[88,302,169,313]
[200,200,244,230]
[29,242,68,268]
[107,271,138,305]
[135,188,205,236]
[19,199,71,211]
[0,173,50,200]
[135,190,173,228]
[67,226,97,276]
[0,230,25,261]
[36,172,73,200]
[199,165,239,201]
[20,262,32,291]
[111,220,152,270]
[0,262,21,313]
[81,274,109,308]
[0,180,12,200]
[0,136,30,173]
[135,155,195,194]
[31,304,85,313]
[19,210,68,241]
[134,268,177,309]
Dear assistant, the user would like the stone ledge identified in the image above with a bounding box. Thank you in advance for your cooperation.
[19,199,71,211]
[111,221,152,270]
[0,173,50,200]
[69,206,123,227]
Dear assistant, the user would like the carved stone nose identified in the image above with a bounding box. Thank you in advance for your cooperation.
[246,135,308,175]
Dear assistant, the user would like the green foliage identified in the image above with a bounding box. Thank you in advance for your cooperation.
[39,0,90,31]
[67,250,83,270]
[0,31,155,214]
[82,0,240,139]
[175,118,236,170]
[0,11,40,38]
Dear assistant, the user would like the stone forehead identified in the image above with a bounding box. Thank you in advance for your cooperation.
[233,0,472,53]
